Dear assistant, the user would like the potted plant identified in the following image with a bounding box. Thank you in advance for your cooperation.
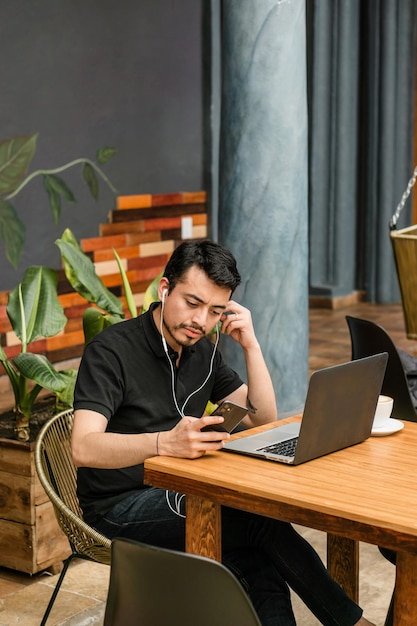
[0,265,78,442]
[0,132,117,574]
[0,263,80,573]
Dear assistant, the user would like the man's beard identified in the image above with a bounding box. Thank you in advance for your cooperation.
[163,320,205,348]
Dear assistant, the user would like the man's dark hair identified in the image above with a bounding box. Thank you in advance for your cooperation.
[163,240,241,294]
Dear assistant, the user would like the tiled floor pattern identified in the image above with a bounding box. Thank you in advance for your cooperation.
[0,301,413,625]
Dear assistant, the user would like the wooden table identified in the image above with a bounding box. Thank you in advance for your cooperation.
[144,419,417,625]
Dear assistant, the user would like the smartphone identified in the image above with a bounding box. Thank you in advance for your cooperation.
[201,400,248,433]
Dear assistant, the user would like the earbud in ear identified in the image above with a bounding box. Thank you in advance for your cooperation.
[162,289,168,303]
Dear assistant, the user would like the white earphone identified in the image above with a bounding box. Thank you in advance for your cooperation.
[158,282,218,519]
[159,284,219,417]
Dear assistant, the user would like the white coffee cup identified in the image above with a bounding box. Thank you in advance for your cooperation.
[373,395,394,429]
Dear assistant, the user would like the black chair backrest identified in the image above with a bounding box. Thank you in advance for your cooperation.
[103,538,261,626]
[346,315,417,422]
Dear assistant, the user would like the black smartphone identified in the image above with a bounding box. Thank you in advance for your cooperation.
[201,400,248,433]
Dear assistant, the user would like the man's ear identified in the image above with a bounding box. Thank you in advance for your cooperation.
[158,277,170,302]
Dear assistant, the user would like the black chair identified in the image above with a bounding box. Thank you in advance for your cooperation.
[345,315,417,422]
[103,538,262,626]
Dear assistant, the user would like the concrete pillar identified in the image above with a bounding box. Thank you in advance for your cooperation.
[219,0,309,413]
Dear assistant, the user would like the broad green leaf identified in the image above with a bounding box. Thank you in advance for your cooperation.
[113,248,137,318]
[0,200,25,268]
[44,175,61,222]
[56,228,124,316]
[55,369,77,406]
[7,266,67,345]
[13,352,77,406]
[83,162,99,199]
[45,173,76,202]
[0,344,20,395]
[96,146,117,164]
[82,307,122,344]
[0,133,38,195]
[141,273,162,313]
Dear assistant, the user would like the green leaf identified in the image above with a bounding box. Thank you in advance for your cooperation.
[96,146,117,164]
[13,352,77,406]
[141,273,162,313]
[0,344,20,395]
[45,173,76,202]
[55,228,124,316]
[83,162,99,199]
[7,266,67,345]
[113,248,137,318]
[82,307,121,344]
[0,200,25,268]
[44,175,61,223]
[0,133,38,195]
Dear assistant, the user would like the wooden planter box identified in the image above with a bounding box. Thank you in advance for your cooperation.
[0,436,71,574]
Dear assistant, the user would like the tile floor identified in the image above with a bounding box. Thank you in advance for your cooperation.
[0,301,415,625]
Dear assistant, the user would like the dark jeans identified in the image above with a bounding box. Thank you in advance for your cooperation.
[93,488,363,626]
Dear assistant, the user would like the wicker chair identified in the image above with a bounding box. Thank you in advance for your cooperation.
[35,408,111,626]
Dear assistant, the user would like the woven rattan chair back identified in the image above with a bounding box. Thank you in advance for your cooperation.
[35,408,111,625]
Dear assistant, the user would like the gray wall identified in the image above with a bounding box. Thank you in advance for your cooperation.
[0,0,204,291]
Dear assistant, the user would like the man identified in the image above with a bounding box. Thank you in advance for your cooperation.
[72,240,375,626]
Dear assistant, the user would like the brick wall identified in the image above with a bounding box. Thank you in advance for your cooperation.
[0,191,207,385]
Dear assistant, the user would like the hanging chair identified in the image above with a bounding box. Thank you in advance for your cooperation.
[389,166,417,340]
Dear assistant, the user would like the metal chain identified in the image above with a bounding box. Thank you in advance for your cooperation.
[390,165,417,230]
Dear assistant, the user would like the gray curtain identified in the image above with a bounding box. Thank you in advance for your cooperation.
[307,0,417,303]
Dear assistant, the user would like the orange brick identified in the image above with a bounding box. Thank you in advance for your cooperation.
[144,217,182,232]
[3,338,48,358]
[182,191,206,204]
[191,214,207,225]
[58,292,90,308]
[117,195,152,209]
[126,231,162,245]
[125,254,169,270]
[0,306,11,333]
[64,318,83,333]
[99,272,133,288]
[127,266,165,283]
[151,193,184,207]
[124,279,157,294]
[81,234,128,253]
[46,330,85,352]
[62,304,90,319]
[93,245,140,263]
[100,220,146,236]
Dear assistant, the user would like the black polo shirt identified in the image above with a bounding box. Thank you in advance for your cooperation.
[74,303,243,522]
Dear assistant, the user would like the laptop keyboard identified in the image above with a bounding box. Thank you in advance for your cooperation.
[258,437,298,457]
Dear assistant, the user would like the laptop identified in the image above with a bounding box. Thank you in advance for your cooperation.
[223,353,388,465]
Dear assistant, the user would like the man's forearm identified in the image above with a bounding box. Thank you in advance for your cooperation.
[244,342,278,426]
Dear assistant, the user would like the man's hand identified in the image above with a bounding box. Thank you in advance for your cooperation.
[220,301,260,351]
[157,415,231,459]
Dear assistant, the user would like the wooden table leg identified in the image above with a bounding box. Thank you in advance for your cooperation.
[394,551,417,625]
[327,534,359,603]
[185,495,222,561]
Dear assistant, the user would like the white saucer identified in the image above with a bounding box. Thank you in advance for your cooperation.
[371,418,404,437]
